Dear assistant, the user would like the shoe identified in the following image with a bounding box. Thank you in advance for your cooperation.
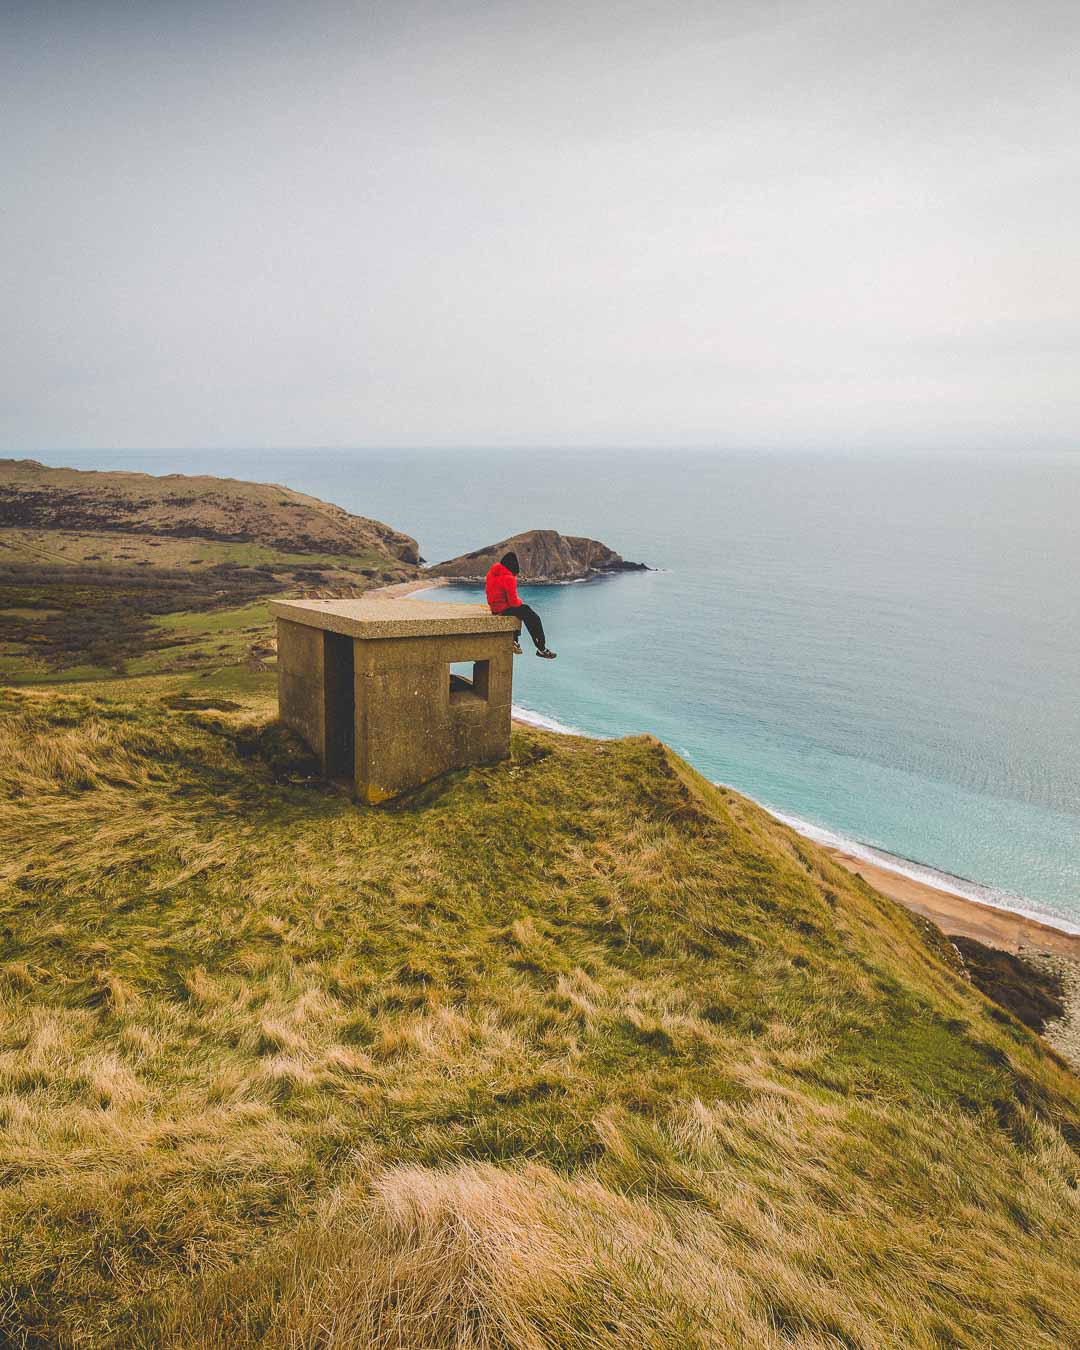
[511,641,523,655]
[537,648,557,660]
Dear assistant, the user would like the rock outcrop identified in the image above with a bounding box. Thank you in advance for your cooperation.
[429,529,647,582]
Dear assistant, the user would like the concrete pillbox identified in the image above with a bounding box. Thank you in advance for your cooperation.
[270,596,518,803]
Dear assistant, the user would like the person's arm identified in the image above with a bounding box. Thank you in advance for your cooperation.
[505,572,521,607]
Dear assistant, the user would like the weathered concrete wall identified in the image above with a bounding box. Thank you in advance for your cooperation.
[277,619,330,767]
[275,600,517,802]
[354,632,513,803]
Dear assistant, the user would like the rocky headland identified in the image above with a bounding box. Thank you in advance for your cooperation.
[429,528,648,582]
[0,459,419,562]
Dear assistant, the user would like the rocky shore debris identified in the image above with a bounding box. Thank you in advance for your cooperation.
[950,935,1067,1031]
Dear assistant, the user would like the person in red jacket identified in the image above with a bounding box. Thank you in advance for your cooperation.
[485,553,557,658]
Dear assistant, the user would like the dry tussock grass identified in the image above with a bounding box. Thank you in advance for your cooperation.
[153,1097,1080,1349]
[0,682,1078,1346]
[0,711,152,796]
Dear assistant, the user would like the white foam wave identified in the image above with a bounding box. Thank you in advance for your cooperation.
[511,704,591,736]
[762,802,1080,936]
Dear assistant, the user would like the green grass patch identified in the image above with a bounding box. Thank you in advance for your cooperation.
[150,599,271,634]
[0,526,416,682]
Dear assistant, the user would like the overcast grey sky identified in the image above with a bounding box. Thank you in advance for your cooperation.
[2,0,1077,452]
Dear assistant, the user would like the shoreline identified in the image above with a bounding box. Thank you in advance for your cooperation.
[370,576,450,599]
[388,579,1080,959]
[825,848,1080,959]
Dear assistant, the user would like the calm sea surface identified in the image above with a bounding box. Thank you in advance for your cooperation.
[41,448,1080,930]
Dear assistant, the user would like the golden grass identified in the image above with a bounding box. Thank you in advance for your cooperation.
[152,1104,1080,1349]
[0,679,1078,1347]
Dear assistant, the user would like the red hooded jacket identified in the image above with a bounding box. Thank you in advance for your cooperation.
[485,561,521,613]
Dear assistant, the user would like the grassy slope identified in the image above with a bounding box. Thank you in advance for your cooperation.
[0,460,418,561]
[0,526,403,573]
[1,677,1078,1348]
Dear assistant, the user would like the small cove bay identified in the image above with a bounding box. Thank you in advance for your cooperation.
[54,447,1080,930]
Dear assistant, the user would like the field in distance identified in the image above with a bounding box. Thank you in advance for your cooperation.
[0,459,419,683]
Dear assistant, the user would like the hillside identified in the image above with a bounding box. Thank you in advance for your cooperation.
[0,459,419,561]
[1,673,1077,1347]
[430,528,647,581]
[0,460,420,683]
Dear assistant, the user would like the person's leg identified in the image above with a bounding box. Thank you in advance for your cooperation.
[516,604,547,651]
[502,603,547,651]
[500,604,525,648]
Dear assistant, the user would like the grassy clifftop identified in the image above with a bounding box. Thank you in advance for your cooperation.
[1,674,1079,1347]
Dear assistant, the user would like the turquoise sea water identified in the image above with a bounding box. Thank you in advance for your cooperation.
[37,448,1080,931]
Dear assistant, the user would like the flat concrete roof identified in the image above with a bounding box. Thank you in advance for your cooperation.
[269,596,518,639]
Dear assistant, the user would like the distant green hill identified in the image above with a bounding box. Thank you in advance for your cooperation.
[0,458,419,560]
[1,672,1077,1347]
[0,460,419,683]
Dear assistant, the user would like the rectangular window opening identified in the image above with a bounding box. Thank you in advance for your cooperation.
[449,660,490,706]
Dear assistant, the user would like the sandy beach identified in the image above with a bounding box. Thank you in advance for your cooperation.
[374,576,449,599]
[825,848,1080,959]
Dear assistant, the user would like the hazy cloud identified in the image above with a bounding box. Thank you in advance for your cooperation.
[3,0,1077,451]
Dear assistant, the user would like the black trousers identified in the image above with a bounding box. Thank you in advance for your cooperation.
[501,603,546,651]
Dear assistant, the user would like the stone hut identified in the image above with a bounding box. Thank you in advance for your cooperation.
[269,596,518,803]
